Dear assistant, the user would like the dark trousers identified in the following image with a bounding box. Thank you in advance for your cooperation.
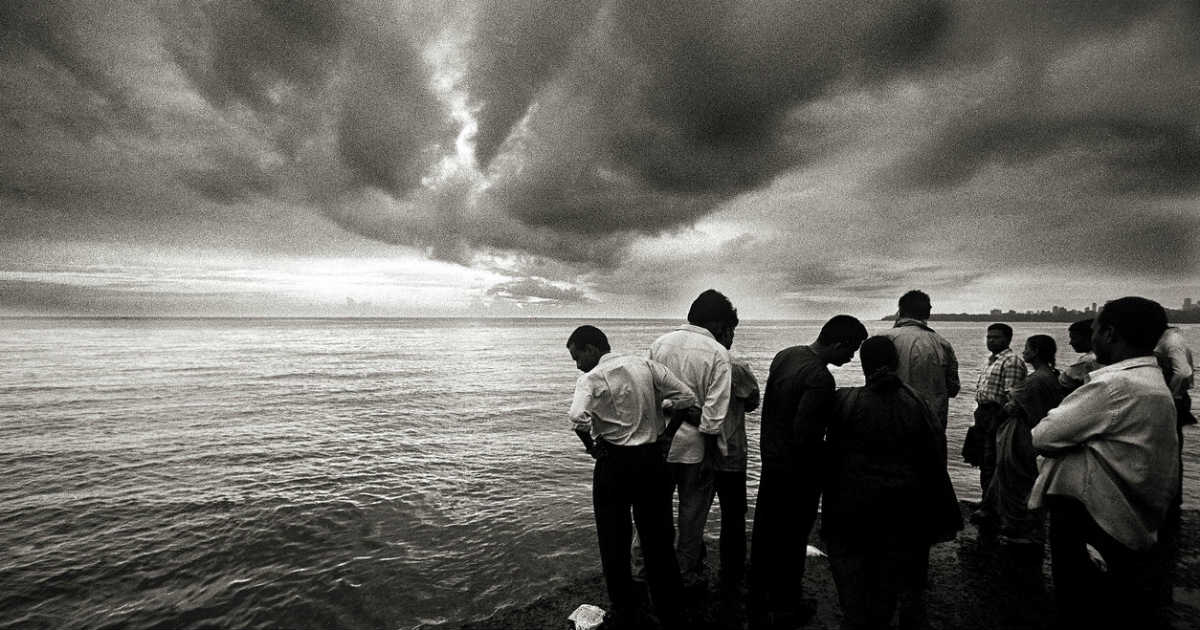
[750,461,821,620]
[827,542,930,630]
[716,468,748,582]
[975,402,1005,498]
[594,443,683,623]
[1047,496,1167,630]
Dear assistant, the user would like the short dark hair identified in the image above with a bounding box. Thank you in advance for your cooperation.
[687,289,738,328]
[1068,318,1093,335]
[1025,334,1057,367]
[1097,297,1167,351]
[818,315,869,346]
[566,325,610,353]
[859,336,899,374]
[898,290,931,319]
[987,323,1013,339]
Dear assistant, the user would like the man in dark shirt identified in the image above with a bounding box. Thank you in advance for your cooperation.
[750,315,869,628]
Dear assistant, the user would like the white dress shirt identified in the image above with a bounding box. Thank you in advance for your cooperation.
[1029,355,1178,550]
[569,353,697,447]
[649,324,732,464]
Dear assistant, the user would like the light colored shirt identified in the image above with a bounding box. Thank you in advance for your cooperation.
[1155,327,1195,400]
[649,324,732,464]
[717,359,760,472]
[880,318,960,430]
[569,353,696,446]
[975,347,1026,405]
[1058,351,1101,391]
[1029,355,1178,550]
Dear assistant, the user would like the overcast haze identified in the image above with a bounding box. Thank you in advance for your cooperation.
[2,0,1198,319]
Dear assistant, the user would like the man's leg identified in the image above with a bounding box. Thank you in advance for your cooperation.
[893,546,931,630]
[750,463,818,625]
[826,542,872,630]
[673,462,716,588]
[594,453,636,617]
[977,405,1000,499]
[1047,497,1104,629]
[715,468,747,584]
[632,448,683,627]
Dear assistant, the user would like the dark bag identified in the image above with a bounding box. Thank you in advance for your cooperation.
[961,424,984,467]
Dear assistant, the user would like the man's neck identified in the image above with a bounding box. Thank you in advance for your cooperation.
[809,341,836,364]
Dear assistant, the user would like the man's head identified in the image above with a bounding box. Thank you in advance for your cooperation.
[898,290,932,320]
[566,325,610,373]
[816,315,870,366]
[986,323,1013,354]
[1092,297,1167,364]
[687,289,739,341]
[859,336,899,376]
[1067,318,1093,353]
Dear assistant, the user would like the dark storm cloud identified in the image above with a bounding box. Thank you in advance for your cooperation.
[479,0,953,246]
[486,277,595,306]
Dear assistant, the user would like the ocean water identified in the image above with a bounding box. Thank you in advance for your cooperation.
[1,317,1196,629]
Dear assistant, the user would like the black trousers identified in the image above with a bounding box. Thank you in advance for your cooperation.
[749,460,821,619]
[1047,496,1167,630]
[716,468,748,581]
[593,443,682,622]
[826,541,930,630]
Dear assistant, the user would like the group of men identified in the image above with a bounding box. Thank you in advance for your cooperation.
[564,289,1194,629]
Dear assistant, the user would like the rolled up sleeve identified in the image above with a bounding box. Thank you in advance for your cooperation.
[568,374,598,431]
[698,355,732,435]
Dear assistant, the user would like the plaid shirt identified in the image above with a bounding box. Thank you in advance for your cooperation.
[975,347,1027,405]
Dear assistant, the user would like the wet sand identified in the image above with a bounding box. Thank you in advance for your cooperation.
[461,503,1200,629]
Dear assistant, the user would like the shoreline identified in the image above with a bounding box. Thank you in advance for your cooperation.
[460,502,1200,629]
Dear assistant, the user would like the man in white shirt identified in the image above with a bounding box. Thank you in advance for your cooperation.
[1029,297,1178,629]
[567,325,696,628]
[649,290,736,591]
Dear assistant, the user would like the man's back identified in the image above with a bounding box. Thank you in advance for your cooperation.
[1031,356,1177,549]
[880,320,959,428]
[760,345,834,465]
[649,324,731,463]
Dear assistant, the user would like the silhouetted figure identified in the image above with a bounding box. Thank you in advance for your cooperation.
[713,326,759,588]
[822,336,962,630]
[1029,298,1178,630]
[1058,318,1101,392]
[750,315,869,628]
[566,325,694,629]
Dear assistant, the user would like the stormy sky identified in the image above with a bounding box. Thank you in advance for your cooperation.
[2,0,1198,319]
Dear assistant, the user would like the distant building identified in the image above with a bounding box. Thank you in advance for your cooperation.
[990,309,1001,317]
[1186,298,1194,311]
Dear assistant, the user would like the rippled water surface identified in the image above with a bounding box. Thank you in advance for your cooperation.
[1,318,1196,629]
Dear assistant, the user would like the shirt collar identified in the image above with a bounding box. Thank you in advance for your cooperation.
[894,317,933,331]
[1088,354,1160,377]
[675,323,717,340]
[988,347,1014,363]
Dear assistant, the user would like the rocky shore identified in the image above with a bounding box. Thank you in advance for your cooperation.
[461,503,1200,629]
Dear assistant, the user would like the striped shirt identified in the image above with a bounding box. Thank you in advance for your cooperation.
[975,347,1027,405]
